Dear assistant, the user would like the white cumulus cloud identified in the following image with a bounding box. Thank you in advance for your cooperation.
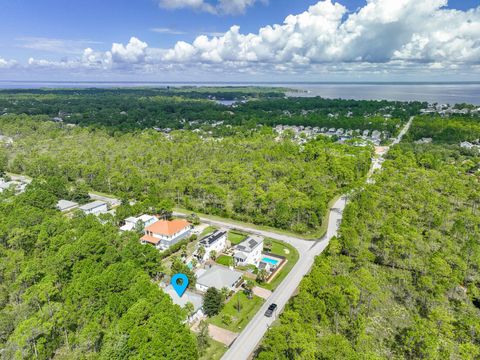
[0,57,17,69]
[10,0,480,79]
[158,0,265,15]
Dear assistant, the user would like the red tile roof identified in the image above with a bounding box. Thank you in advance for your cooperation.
[140,234,160,245]
[145,219,191,236]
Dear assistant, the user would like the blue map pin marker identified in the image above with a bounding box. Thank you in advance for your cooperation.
[171,273,189,297]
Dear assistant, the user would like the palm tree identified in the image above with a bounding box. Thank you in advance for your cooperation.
[197,246,206,261]
[244,280,254,299]
[257,269,268,283]
[209,250,217,261]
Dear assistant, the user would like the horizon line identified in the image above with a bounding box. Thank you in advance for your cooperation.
[1,80,480,86]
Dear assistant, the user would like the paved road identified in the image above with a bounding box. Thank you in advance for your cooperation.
[367,117,413,184]
[220,195,347,360]
[175,118,413,360]
[88,192,121,207]
[175,195,347,360]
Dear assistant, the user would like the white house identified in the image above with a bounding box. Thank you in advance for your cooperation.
[163,285,204,323]
[120,214,158,232]
[79,201,108,215]
[56,199,79,212]
[140,219,192,251]
[195,265,243,293]
[371,130,382,140]
[195,230,227,262]
[233,237,264,267]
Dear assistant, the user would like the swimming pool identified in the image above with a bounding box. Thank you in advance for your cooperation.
[262,257,279,265]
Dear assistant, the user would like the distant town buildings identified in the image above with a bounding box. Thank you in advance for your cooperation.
[274,124,388,146]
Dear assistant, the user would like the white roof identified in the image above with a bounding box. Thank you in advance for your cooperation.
[56,199,79,211]
[79,200,107,211]
[120,223,135,232]
[196,265,242,290]
[125,214,156,224]
[164,285,203,312]
[234,236,263,254]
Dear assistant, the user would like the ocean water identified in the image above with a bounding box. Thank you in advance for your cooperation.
[0,81,479,105]
[286,83,480,105]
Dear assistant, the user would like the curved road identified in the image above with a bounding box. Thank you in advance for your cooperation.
[174,117,413,360]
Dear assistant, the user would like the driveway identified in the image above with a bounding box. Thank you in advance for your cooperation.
[252,286,272,300]
[175,118,414,360]
[208,324,239,346]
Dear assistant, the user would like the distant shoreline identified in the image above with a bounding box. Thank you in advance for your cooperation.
[0,82,479,105]
[1,80,480,85]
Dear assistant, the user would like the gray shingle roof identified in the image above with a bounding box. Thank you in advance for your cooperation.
[164,285,203,312]
[196,265,242,290]
[79,200,107,211]
[56,199,79,211]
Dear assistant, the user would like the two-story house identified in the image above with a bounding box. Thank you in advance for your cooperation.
[195,230,227,262]
[233,236,264,267]
[140,219,192,251]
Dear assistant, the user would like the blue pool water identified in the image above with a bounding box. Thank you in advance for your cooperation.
[262,257,279,265]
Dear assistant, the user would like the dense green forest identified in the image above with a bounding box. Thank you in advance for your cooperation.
[0,88,422,134]
[407,115,480,144]
[256,119,480,359]
[0,180,198,359]
[2,90,479,359]
[0,114,372,233]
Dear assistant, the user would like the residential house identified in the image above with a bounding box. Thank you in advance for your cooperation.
[120,214,158,232]
[371,130,382,140]
[195,265,243,292]
[196,230,227,262]
[56,199,79,212]
[164,285,204,323]
[79,201,108,215]
[233,236,264,267]
[140,219,192,250]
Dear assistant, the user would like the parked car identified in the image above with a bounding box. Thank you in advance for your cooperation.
[264,303,277,317]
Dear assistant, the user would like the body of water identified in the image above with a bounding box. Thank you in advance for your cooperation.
[286,83,480,105]
[0,81,479,105]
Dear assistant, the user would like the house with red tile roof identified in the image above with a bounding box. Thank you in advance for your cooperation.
[140,219,192,251]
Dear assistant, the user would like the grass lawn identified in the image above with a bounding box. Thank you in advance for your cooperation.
[228,230,247,245]
[200,225,217,238]
[199,339,227,360]
[216,255,234,267]
[209,291,264,332]
[257,239,299,291]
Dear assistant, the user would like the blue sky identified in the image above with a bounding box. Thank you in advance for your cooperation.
[0,0,479,81]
